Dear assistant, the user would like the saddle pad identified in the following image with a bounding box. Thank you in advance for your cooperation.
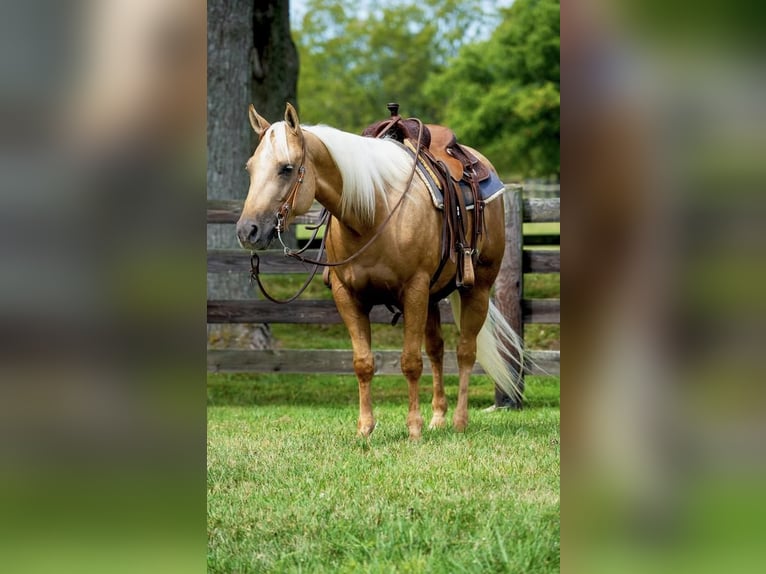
[400,141,505,211]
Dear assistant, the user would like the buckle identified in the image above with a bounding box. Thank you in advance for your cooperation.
[456,242,474,254]
[276,207,289,233]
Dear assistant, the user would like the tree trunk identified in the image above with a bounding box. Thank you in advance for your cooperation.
[252,0,299,122]
[207,0,299,349]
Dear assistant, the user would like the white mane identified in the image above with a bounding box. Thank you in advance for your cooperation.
[302,125,412,225]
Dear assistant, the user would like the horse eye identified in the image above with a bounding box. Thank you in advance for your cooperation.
[279,164,294,176]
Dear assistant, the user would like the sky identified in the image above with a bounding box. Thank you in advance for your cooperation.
[289,0,516,31]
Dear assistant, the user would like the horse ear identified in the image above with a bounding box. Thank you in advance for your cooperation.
[284,102,300,132]
[249,104,270,139]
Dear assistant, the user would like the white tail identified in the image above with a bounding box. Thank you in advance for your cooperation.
[448,292,525,400]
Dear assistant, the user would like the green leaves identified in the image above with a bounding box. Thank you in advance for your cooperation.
[294,0,559,178]
[295,0,488,131]
[428,0,560,177]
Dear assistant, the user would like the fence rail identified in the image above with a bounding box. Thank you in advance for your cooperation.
[207,189,560,383]
[206,197,560,224]
[207,298,560,325]
[208,349,559,377]
[207,249,560,275]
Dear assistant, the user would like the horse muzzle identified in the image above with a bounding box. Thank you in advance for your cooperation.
[236,217,276,250]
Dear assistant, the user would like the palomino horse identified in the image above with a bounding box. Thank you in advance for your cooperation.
[237,103,523,439]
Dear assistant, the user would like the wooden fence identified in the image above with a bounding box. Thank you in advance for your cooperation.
[207,186,560,383]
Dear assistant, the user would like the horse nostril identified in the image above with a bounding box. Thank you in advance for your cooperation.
[247,223,258,242]
[237,220,259,246]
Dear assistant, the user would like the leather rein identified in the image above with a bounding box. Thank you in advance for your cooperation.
[249,119,426,304]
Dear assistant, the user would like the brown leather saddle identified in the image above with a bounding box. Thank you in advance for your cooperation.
[362,103,490,289]
[362,107,490,185]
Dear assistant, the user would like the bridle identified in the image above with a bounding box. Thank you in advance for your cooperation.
[275,164,305,234]
[248,137,317,305]
[274,136,307,238]
[249,119,425,304]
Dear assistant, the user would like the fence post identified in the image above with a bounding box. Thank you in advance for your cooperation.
[493,186,524,408]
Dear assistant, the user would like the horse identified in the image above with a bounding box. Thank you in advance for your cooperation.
[237,103,523,440]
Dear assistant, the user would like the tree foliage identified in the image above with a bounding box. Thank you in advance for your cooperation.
[294,0,492,132]
[426,0,560,177]
[294,0,559,178]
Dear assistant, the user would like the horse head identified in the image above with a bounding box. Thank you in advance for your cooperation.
[237,103,315,250]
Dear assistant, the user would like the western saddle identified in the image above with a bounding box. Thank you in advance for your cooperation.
[362,103,491,289]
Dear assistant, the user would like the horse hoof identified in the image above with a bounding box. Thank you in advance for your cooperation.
[453,416,468,432]
[357,419,376,437]
[407,414,423,439]
[408,420,423,440]
[428,415,446,429]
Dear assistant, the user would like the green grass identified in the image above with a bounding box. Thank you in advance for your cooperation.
[208,373,560,573]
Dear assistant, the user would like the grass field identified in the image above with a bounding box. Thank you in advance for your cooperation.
[208,373,560,573]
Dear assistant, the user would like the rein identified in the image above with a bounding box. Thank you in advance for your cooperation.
[249,118,426,303]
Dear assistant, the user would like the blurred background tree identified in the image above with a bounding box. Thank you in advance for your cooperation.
[293,0,559,179]
[426,0,560,177]
[294,0,493,131]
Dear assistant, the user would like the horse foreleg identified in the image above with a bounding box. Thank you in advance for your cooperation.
[425,302,447,429]
[454,289,491,432]
[332,283,375,437]
[401,278,430,440]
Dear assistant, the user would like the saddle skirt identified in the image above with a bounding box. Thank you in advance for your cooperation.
[400,139,505,211]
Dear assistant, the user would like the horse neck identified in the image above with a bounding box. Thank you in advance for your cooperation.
[304,131,368,235]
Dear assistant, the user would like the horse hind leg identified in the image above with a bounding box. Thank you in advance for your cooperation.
[453,288,491,431]
[425,302,448,429]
